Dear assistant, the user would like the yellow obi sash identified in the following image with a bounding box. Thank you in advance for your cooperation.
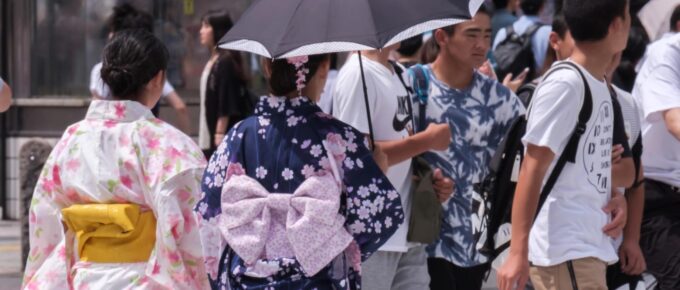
[61,204,156,263]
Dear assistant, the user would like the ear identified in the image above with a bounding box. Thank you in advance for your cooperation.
[549,31,560,50]
[150,70,165,89]
[434,29,449,48]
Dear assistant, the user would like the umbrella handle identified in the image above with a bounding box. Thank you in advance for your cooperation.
[357,51,376,152]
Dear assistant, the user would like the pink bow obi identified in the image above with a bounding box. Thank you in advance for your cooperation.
[219,173,353,276]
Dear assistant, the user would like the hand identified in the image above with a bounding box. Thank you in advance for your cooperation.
[424,123,452,151]
[372,144,389,173]
[619,239,647,275]
[497,251,530,290]
[611,144,624,164]
[603,190,627,238]
[432,168,455,203]
[214,133,225,147]
[478,60,498,80]
[502,68,530,93]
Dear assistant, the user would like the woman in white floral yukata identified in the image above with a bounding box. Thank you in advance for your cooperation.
[195,53,405,289]
[22,30,210,289]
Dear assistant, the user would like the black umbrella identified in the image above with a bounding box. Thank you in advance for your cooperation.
[220,0,483,147]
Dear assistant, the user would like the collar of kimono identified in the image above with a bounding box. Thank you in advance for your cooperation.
[257,95,316,115]
[86,100,155,122]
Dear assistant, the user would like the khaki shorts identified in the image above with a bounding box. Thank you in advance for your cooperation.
[530,257,607,290]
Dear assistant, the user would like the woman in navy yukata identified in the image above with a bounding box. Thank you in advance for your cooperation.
[195,53,404,289]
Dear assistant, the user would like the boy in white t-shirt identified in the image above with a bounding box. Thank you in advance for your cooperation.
[497,1,635,289]
[332,47,454,290]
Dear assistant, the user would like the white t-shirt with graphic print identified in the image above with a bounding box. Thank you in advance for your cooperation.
[332,53,415,252]
[523,61,619,267]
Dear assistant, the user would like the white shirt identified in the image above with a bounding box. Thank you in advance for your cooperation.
[612,85,643,250]
[198,59,216,150]
[523,61,618,267]
[90,62,175,99]
[317,70,338,114]
[332,53,415,252]
[633,33,680,187]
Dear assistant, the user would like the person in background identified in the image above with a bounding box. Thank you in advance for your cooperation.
[396,35,424,68]
[0,77,12,112]
[493,0,552,78]
[23,29,209,289]
[491,0,519,40]
[90,3,190,133]
[409,6,525,290]
[611,25,649,92]
[606,52,648,290]
[317,53,339,114]
[195,53,404,289]
[633,11,680,289]
[198,10,253,159]
[332,43,454,289]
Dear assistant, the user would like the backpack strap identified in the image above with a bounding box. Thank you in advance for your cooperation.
[408,64,431,134]
[534,61,593,219]
[523,23,542,39]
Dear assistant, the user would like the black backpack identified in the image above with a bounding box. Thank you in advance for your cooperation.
[493,24,541,84]
[472,62,594,262]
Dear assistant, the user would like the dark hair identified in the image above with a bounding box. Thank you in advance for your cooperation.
[613,25,649,91]
[101,30,169,100]
[671,5,680,32]
[564,0,628,42]
[202,10,233,48]
[520,0,545,15]
[420,37,439,64]
[493,0,510,10]
[108,3,154,34]
[266,54,330,96]
[397,35,424,57]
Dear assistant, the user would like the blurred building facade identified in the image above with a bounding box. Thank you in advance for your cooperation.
[0,0,253,220]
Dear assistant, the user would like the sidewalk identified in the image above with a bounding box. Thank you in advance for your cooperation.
[0,220,22,289]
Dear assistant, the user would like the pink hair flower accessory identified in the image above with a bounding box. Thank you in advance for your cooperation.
[287,56,310,94]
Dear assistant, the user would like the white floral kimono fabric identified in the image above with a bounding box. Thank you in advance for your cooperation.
[22,100,210,290]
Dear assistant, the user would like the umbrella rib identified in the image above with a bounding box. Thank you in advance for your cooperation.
[273,0,308,58]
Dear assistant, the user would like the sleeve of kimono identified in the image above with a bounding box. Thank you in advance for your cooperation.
[336,130,404,261]
[149,167,211,289]
[22,158,72,289]
[215,57,244,118]
[195,129,244,286]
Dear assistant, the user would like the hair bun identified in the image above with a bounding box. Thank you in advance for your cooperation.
[101,65,137,97]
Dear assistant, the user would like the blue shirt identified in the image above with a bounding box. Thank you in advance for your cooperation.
[196,96,404,289]
[409,66,525,266]
[493,15,552,72]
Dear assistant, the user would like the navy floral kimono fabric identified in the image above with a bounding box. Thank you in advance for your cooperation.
[195,96,404,289]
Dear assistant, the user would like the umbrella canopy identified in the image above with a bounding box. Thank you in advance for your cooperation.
[220,0,484,58]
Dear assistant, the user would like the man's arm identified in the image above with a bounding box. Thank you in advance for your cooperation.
[619,166,647,275]
[664,108,680,141]
[497,144,555,290]
[376,123,450,166]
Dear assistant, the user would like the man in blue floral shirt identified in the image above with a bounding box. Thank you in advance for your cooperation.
[409,6,525,290]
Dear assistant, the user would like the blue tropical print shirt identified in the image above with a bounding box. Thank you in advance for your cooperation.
[409,66,525,267]
[195,96,403,289]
